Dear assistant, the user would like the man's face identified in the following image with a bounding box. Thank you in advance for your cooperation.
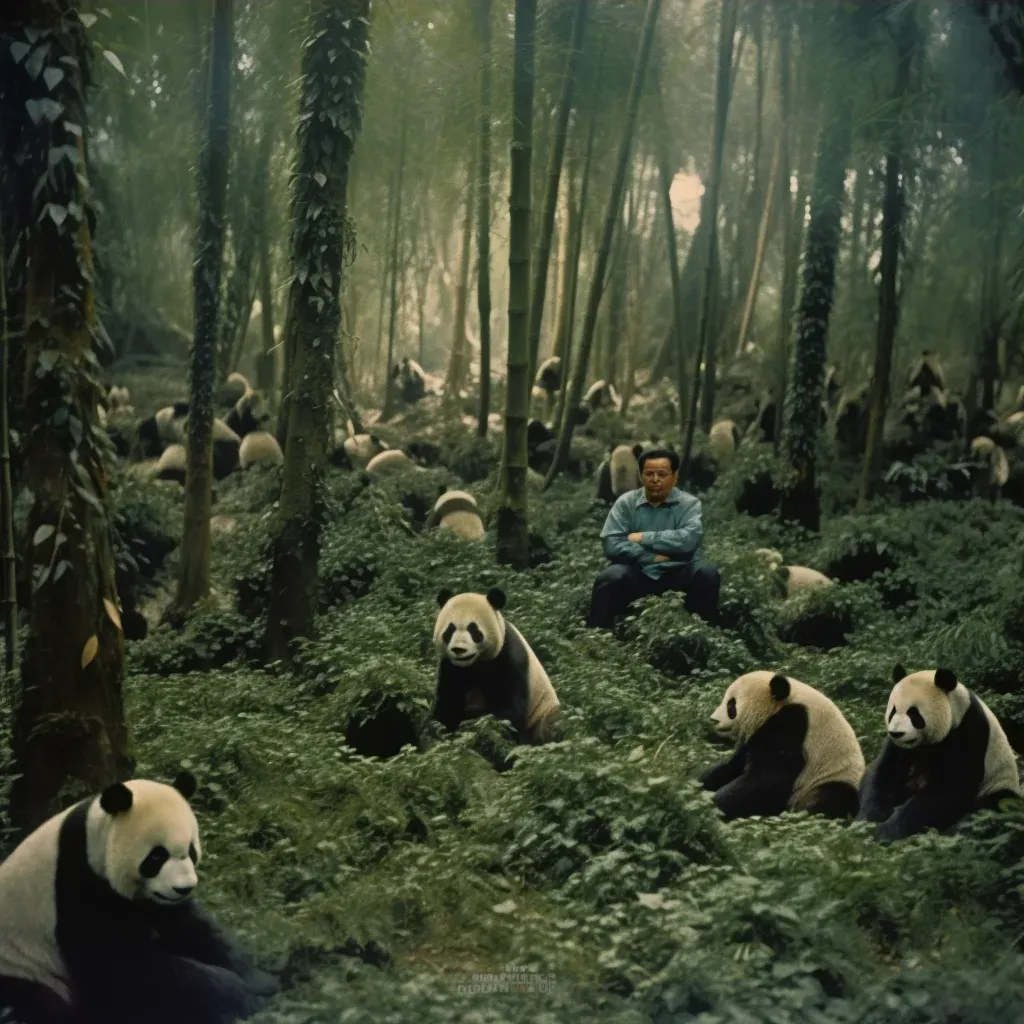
[641,458,677,503]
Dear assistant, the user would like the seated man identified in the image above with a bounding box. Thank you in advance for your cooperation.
[586,447,720,629]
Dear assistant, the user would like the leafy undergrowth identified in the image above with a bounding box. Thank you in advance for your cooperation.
[5,394,1024,1022]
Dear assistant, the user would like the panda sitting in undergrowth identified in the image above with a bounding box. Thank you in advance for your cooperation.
[595,443,642,504]
[701,671,865,820]
[432,587,560,745]
[857,665,1022,842]
[0,772,276,1024]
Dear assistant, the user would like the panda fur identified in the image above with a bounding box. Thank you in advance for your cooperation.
[432,588,560,744]
[969,435,1009,499]
[774,564,834,599]
[225,390,271,439]
[342,433,389,469]
[857,666,1022,841]
[218,372,250,408]
[366,449,420,478]
[595,443,642,504]
[583,379,619,412]
[0,773,276,1024]
[211,418,241,480]
[399,358,426,405]
[429,490,484,541]
[708,419,741,465]
[136,402,189,458]
[155,443,187,485]
[701,671,864,819]
[239,431,283,470]
[534,356,562,395]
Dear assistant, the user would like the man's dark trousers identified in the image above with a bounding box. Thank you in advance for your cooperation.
[586,562,721,629]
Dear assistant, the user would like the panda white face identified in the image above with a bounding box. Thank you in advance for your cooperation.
[710,671,789,743]
[886,668,962,749]
[434,588,506,667]
[91,774,202,905]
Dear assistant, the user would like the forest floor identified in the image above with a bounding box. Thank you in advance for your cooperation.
[5,366,1024,1023]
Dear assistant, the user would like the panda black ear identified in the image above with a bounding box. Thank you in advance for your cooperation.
[769,674,790,701]
[100,783,133,815]
[485,587,507,610]
[172,771,197,800]
[632,444,644,459]
[892,663,906,684]
[436,588,454,608]
[934,668,958,692]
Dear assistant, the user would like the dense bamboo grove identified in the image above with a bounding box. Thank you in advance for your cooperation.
[2,0,1024,1020]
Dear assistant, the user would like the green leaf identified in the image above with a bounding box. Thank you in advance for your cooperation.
[79,12,98,28]
[46,204,68,228]
[33,524,55,546]
[102,50,125,77]
[43,67,64,91]
[53,560,71,582]
[9,41,30,64]
[24,42,50,80]
[37,350,60,373]
[313,171,327,187]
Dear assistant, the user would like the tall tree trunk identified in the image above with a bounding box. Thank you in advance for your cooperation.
[736,136,781,356]
[255,132,277,399]
[373,178,395,389]
[552,148,576,364]
[444,170,475,412]
[0,209,15,675]
[778,103,854,530]
[683,0,738,473]
[526,0,590,384]
[476,0,494,437]
[847,159,867,304]
[654,75,690,432]
[545,0,662,486]
[551,99,597,437]
[167,0,233,625]
[265,0,369,662]
[381,119,406,421]
[773,16,801,455]
[497,0,537,568]
[859,5,917,505]
[4,3,129,830]
[978,120,1004,414]
[622,169,657,413]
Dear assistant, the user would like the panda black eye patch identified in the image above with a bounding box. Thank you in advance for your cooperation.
[727,697,736,719]
[140,845,169,878]
[442,624,456,644]
[908,706,925,730]
[888,707,896,722]
[188,842,198,864]
[468,623,484,644]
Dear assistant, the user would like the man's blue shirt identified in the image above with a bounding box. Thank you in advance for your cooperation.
[599,486,703,580]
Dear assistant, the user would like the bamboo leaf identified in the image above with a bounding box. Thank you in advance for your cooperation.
[80,12,98,28]
[43,67,64,91]
[33,524,56,546]
[313,171,327,187]
[103,598,122,631]
[81,634,99,669]
[102,50,125,77]
[53,560,70,582]
[10,41,30,64]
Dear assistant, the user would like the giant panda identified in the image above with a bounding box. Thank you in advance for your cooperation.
[906,349,946,399]
[135,401,189,458]
[701,671,864,820]
[432,587,560,745]
[365,449,421,478]
[774,564,834,599]
[337,433,389,469]
[225,390,271,439]
[399,357,426,405]
[155,443,187,485]
[239,431,284,470]
[582,379,619,413]
[0,772,276,1024]
[708,418,741,466]
[969,434,1009,500]
[534,356,562,396]
[211,418,241,480]
[428,490,484,541]
[218,372,251,408]
[857,666,1022,841]
[595,443,642,504]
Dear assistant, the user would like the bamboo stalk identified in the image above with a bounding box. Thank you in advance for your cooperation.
[0,208,17,674]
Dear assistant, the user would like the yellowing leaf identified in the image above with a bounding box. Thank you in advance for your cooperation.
[103,598,122,631]
[102,49,125,76]
[81,634,99,669]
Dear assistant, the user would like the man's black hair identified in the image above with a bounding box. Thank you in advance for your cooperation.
[638,447,680,474]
